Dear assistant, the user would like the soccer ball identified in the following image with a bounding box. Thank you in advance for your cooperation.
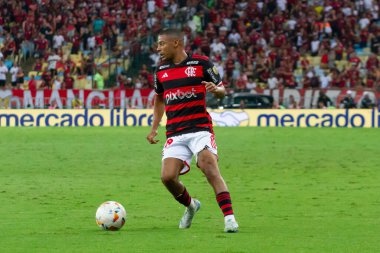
[95,201,127,230]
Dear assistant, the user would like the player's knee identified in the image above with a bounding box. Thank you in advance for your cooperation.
[205,167,221,181]
[198,159,220,178]
[198,155,216,170]
[161,173,177,186]
[198,160,214,172]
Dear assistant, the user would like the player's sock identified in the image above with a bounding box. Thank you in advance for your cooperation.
[216,191,234,216]
[175,188,192,207]
[217,192,238,232]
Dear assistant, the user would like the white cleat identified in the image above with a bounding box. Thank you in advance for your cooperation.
[224,216,239,233]
[179,199,201,229]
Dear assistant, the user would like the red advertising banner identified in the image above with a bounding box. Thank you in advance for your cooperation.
[0,88,379,109]
[257,88,380,108]
[2,89,156,109]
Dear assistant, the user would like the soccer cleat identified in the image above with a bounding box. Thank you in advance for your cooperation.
[179,199,201,229]
[224,217,239,233]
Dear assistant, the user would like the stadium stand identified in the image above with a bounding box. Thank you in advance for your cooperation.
[0,0,379,108]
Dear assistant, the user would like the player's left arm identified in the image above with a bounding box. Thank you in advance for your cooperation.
[203,60,225,99]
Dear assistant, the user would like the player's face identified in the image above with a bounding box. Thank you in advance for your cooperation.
[157,35,176,62]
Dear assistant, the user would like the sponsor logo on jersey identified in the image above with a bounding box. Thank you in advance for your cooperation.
[161,72,168,78]
[154,75,158,90]
[165,88,197,103]
[159,64,170,70]
[207,68,218,83]
[185,67,197,77]
[186,61,199,65]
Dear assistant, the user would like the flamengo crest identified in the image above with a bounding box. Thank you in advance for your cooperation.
[185,67,196,77]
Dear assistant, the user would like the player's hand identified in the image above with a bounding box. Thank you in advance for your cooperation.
[147,130,159,144]
[202,81,218,93]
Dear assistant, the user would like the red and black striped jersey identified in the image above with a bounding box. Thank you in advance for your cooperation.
[154,54,223,138]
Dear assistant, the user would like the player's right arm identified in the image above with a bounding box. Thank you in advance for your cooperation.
[147,69,165,144]
[147,94,164,144]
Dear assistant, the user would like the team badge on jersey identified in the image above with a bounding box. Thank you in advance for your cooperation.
[185,67,197,77]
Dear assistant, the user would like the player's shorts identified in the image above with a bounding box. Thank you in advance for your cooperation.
[162,131,218,175]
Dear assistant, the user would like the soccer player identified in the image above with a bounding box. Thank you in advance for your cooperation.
[146,28,238,232]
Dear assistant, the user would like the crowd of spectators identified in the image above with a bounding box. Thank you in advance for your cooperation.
[169,0,380,93]
[0,0,380,108]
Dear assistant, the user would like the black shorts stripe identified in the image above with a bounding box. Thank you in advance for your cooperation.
[166,105,205,119]
[165,93,204,105]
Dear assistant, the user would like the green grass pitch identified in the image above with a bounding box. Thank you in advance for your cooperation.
[0,127,379,253]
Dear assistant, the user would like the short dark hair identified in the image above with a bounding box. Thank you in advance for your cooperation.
[158,28,183,39]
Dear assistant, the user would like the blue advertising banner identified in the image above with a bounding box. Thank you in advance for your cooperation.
[0,109,379,128]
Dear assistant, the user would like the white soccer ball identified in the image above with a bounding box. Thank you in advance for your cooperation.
[95,201,127,230]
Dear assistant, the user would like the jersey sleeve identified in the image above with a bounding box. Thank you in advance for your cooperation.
[203,60,223,86]
[154,69,164,94]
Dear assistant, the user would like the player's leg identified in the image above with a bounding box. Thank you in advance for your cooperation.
[197,149,227,194]
[192,132,239,232]
[161,157,186,199]
[197,149,238,232]
[161,138,200,228]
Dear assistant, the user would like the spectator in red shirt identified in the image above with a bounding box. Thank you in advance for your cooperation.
[41,67,52,89]
[225,57,235,79]
[235,75,247,91]
[3,34,16,59]
[191,32,203,50]
[63,74,74,89]
[34,34,49,59]
[33,58,43,73]
[320,49,329,69]
[366,70,376,89]
[331,69,345,88]
[366,53,379,70]
[273,10,286,31]
[299,54,310,73]
[273,31,286,48]
[28,75,37,93]
[333,39,344,60]
[348,52,361,68]
[345,65,360,88]
[139,64,149,80]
